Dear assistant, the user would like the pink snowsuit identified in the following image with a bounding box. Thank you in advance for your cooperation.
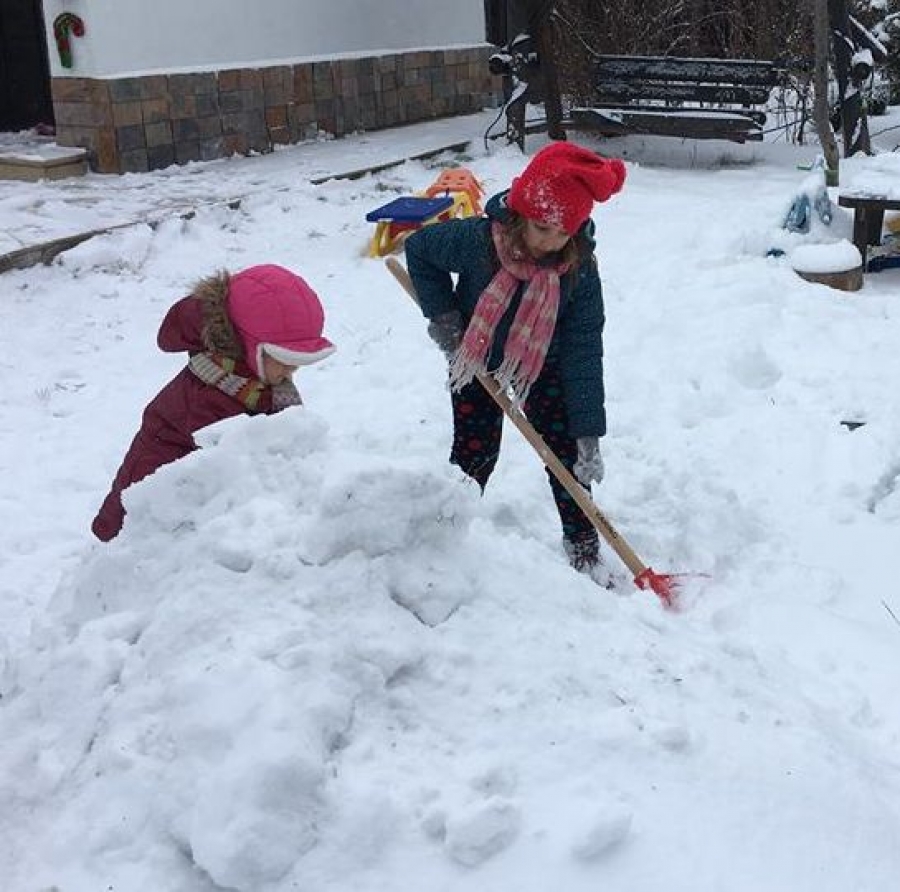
[92,265,334,541]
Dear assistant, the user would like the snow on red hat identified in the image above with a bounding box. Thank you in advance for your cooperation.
[507,143,626,235]
[226,264,335,379]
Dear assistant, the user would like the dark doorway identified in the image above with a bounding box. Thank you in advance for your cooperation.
[0,1,54,131]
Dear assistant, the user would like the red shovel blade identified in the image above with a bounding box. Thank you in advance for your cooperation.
[634,568,709,609]
[634,568,678,607]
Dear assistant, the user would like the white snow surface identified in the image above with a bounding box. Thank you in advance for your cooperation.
[840,149,900,199]
[790,239,862,273]
[2,110,900,892]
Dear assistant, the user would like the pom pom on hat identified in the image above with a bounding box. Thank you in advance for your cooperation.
[507,143,626,235]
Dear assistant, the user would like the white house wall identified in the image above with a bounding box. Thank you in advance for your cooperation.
[43,0,487,78]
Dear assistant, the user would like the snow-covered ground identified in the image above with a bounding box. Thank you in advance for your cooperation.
[1,109,900,892]
[0,113,484,257]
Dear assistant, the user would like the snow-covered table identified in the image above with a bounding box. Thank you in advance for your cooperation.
[837,192,900,268]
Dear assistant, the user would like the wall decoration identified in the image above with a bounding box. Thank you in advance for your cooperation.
[53,12,86,69]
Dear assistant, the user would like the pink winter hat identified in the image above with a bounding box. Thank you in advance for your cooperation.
[227,264,335,378]
[508,142,626,235]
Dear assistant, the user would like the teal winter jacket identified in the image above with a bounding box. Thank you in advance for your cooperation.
[404,191,607,438]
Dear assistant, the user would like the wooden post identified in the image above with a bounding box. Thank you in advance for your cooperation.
[811,0,840,183]
[530,1,567,141]
[828,0,870,156]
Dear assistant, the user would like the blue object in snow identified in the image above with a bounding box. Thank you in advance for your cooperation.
[366,195,454,223]
[814,186,833,225]
[784,193,812,233]
[783,185,833,233]
[784,155,833,233]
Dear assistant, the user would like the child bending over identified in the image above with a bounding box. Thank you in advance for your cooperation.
[92,264,334,541]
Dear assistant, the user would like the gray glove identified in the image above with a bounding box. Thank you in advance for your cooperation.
[427,310,464,358]
[573,437,604,486]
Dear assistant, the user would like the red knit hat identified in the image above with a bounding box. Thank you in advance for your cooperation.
[507,143,626,235]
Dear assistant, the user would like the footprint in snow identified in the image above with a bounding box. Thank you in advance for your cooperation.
[442,796,521,867]
[570,808,633,862]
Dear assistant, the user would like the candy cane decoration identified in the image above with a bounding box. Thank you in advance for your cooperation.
[53,13,86,69]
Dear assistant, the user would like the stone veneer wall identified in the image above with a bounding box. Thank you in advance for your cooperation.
[51,47,499,174]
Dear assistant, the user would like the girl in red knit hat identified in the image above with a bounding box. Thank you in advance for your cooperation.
[405,143,626,582]
[92,264,335,541]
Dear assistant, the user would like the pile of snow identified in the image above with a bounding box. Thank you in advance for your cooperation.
[2,409,900,891]
[790,238,862,273]
[841,151,900,199]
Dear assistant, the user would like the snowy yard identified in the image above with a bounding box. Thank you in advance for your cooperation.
[1,112,900,891]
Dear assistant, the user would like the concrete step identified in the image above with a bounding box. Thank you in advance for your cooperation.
[0,144,89,182]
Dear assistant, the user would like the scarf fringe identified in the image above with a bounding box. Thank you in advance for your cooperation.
[448,348,534,403]
[494,353,536,402]
[447,346,480,393]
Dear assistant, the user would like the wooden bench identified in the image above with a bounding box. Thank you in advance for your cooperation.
[570,55,783,144]
[837,193,900,270]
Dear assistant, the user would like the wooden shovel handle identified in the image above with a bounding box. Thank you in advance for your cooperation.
[385,257,651,579]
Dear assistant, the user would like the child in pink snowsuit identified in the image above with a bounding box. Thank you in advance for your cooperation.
[92,264,335,541]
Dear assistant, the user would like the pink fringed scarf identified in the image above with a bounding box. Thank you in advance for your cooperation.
[448,221,571,401]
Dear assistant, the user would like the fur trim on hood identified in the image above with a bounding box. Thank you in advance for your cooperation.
[194,270,245,360]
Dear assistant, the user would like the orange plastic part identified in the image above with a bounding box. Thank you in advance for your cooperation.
[424,168,485,216]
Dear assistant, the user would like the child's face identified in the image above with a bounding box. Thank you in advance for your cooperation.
[261,354,298,385]
[523,219,571,260]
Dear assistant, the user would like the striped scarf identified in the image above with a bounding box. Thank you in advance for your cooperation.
[448,221,570,401]
[188,353,302,413]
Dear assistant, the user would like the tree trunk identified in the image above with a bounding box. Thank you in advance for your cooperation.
[533,6,567,140]
[828,0,870,155]
[812,0,841,181]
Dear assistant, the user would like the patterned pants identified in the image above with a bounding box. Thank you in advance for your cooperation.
[449,361,598,549]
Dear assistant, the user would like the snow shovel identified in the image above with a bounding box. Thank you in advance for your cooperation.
[385,257,683,607]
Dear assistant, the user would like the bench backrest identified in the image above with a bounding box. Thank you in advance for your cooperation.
[594,55,780,107]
